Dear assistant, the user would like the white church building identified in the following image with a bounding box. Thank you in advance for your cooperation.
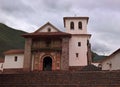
[3,16,92,72]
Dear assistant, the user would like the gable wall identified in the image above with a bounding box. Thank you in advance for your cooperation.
[102,52,120,70]
[38,25,58,32]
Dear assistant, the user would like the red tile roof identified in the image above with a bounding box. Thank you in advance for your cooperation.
[4,49,24,55]
[0,58,4,63]
[22,32,71,38]
[34,22,61,33]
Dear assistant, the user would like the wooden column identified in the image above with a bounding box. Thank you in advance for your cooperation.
[61,37,69,70]
[23,38,32,72]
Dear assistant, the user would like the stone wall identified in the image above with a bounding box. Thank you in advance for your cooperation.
[23,38,32,72]
[0,71,120,87]
[2,68,23,74]
[87,40,92,65]
[61,37,69,70]
[32,51,61,71]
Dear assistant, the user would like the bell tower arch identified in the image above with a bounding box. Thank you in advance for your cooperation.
[63,17,89,34]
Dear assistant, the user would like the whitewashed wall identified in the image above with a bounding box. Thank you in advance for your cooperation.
[38,24,58,32]
[101,52,120,70]
[69,35,88,66]
[64,17,90,66]
[3,54,24,69]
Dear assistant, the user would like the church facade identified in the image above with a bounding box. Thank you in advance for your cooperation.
[22,17,91,71]
[2,16,91,72]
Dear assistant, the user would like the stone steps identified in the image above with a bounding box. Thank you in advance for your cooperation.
[0,71,120,87]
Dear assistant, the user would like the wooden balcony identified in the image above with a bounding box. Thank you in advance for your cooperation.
[31,47,62,52]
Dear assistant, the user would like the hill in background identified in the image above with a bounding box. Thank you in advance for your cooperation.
[92,52,106,63]
[0,23,26,57]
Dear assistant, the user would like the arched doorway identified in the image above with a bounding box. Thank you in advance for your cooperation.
[43,56,52,71]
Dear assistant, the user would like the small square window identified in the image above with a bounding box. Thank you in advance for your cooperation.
[76,53,79,57]
[14,56,18,62]
[78,42,81,46]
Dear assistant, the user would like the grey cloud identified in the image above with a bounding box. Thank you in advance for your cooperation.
[41,0,72,12]
[0,0,34,18]
[88,9,120,51]
[91,39,113,55]
[0,0,120,55]
[74,0,120,11]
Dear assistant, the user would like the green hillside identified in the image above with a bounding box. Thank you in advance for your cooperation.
[92,52,106,63]
[0,23,26,57]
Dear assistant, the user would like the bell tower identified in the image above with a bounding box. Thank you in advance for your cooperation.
[63,17,91,67]
[63,17,89,34]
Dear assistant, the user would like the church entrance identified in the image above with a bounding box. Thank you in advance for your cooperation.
[43,57,52,71]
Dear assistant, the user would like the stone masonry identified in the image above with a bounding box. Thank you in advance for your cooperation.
[23,38,32,72]
[0,71,120,87]
[61,37,69,70]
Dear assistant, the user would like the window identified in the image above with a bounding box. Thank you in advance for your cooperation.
[76,53,79,57]
[87,40,89,46]
[70,22,74,29]
[14,56,18,62]
[48,28,51,32]
[78,22,82,29]
[78,42,81,47]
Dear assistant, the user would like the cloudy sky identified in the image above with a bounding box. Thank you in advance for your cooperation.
[0,0,120,55]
